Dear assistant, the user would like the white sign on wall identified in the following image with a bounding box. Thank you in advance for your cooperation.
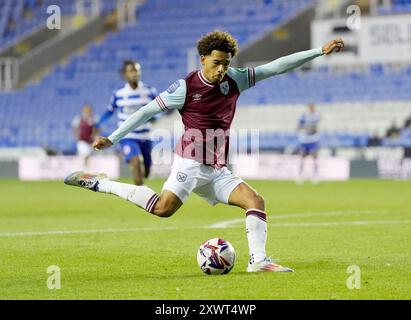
[311,14,411,65]
[232,154,350,181]
[378,157,411,179]
[19,155,120,181]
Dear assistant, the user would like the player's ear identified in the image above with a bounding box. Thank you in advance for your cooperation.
[200,55,207,66]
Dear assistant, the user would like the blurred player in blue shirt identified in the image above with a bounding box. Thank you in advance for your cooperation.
[96,60,157,185]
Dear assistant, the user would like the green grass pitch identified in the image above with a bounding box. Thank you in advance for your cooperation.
[0,178,410,299]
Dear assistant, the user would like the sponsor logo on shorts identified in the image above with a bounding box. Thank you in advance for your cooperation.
[176,171,187,182]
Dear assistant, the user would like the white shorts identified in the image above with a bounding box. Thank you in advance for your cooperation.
[77,141,93,157]
[163,155,243,206]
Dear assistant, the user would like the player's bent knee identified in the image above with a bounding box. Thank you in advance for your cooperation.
[150,191,182,218]
[249,194,265,211]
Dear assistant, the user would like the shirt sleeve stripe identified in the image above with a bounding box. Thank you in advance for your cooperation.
[248,68,256,88]
[155,96,168,112]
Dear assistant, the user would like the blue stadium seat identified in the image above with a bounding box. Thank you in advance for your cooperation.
[0,0,116,49]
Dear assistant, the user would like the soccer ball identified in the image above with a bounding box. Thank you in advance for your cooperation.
[197,238,236,275]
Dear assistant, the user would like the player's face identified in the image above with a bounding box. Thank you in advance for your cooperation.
[201,50,231,84]
[124,63,141,84]
[309,104,315,113]
[82,105,92,117]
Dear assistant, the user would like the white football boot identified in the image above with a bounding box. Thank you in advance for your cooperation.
[247,257,294,273]
[64,171,107,192]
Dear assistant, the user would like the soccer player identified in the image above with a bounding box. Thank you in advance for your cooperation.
[72,104,99,169]
[96,60,157,185]
[65,31,344,272]
[297,103,321,184]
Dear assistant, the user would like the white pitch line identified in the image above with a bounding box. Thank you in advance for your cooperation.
[209,210,409,228]
[0,220,410,238]
[0,226,179,238]
[267,220,411,228]
[209,218,244,229]
[209,211,352,228]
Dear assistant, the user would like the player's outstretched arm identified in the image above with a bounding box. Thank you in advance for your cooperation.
[254,38,344,82]
[93,79,187,151]
[321,38,345,55]
[92,100,162,150]
[95,110,114,129]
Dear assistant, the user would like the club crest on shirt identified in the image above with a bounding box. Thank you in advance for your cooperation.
[176,171,187,182]
[219,81,229,95]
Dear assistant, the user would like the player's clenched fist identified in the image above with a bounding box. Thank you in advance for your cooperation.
[93,136,113,150]
[322,38,345,55]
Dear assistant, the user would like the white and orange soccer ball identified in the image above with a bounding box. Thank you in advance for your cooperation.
[197,238,236,275]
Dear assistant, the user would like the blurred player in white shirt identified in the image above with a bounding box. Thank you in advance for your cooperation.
[297,103,320,184]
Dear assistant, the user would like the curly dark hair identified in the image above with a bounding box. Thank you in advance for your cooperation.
[197,30,238,57]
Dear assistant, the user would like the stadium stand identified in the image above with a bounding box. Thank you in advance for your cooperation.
[230,102,411,150]
[0,0,44,49]
[0,0,410,154]
[378,0,411,14]
[0,0,116,49]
